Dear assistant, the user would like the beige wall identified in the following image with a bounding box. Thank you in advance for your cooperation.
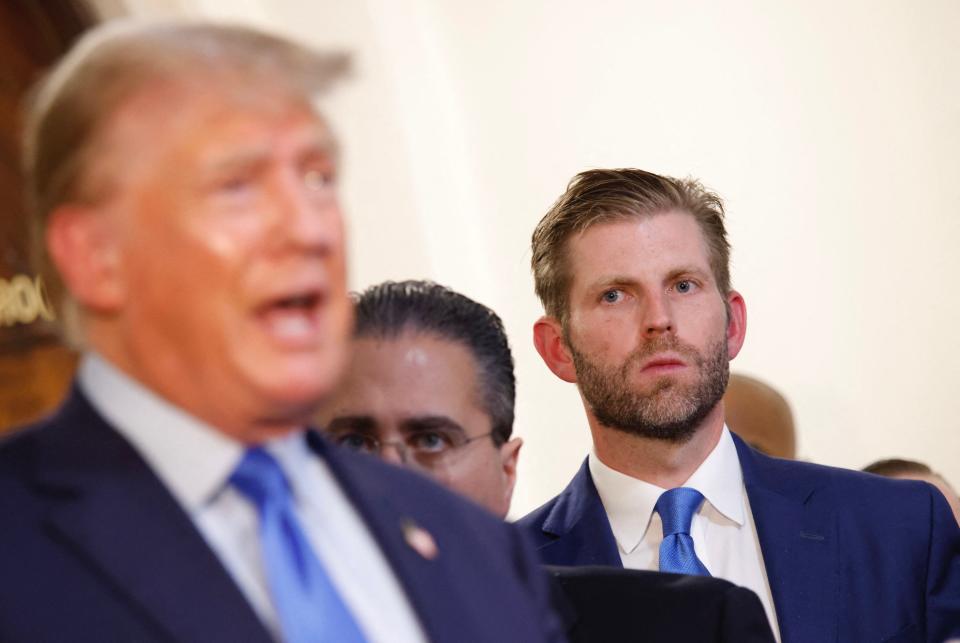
[93,0,960,517]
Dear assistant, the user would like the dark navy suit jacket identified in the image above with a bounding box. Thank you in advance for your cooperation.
[0,387,564,643]
[518,433,960,643]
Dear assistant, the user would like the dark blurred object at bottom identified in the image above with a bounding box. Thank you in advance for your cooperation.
[548,565,776,643]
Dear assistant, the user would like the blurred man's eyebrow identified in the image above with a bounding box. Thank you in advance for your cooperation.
[401,416,466,435]
[324,416,377,432]
[201,147,271,178]
[203,135,337,174]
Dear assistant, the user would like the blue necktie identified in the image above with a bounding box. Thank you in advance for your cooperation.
[231,447,367,643]
[655,487,711,576]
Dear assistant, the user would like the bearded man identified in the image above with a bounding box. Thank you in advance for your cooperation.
[517,168,960,643]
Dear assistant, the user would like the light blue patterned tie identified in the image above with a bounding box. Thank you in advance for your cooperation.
[231,447,367,643]
[655,487,711,576]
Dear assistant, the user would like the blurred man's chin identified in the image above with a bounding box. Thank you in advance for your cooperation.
[246,356,346,412]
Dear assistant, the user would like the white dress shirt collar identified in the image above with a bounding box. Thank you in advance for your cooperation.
[78,352,245,511]
[589,426,745,554]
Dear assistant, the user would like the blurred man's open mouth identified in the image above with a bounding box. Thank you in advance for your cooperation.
[256,289,327,346]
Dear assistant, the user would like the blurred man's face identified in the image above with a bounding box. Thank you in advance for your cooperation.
[559,213,742,442]
[317,332,521,517]
[75,84,351,440]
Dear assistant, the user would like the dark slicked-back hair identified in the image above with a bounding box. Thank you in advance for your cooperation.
[353,280,515,445]
[531,168,731,325]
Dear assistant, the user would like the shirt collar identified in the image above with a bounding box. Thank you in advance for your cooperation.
[266,428,320,505]
[589,451,662,554]
[686,427,745,526]
[78,352,244,512]
[589,426,745,554]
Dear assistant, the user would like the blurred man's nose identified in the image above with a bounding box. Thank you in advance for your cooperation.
[273,169,343,254]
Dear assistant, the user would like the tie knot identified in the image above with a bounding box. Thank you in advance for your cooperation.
[230,447,292,508]
[655,487,704,536]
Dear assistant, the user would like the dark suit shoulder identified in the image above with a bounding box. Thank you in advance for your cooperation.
[0,424,39,474]
[743,444,943,516]
[0,383,105,472]
[0,403,57,455]
[0,426,45,530]
[741,441,960,641]
[0,413,60,501]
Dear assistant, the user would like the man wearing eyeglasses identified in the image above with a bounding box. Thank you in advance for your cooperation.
[317,280,522,518]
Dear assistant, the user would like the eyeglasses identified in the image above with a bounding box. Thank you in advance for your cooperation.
[333,429,496,470]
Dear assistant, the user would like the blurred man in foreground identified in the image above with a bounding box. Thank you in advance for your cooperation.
[319,280,775,643]
[865,458,960,525]
[518,168,960,642]
[0,20,562,643]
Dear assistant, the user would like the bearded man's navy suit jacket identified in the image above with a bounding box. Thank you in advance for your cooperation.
[0,387,564,643]
[517,434,960,643]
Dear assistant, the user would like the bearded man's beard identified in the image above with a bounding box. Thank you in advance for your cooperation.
[568,334,729,443]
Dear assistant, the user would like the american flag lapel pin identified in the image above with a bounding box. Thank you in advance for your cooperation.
[401,518,438,560]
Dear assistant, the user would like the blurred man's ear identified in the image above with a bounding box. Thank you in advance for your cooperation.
[498,437,523,517]
[46,204,125,312]
[533,316,577,383]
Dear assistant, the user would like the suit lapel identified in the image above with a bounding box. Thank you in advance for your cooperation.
[539,459,622,567]
[33,389,272,643]
[307,432,490,641]
[734,435,838,643]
